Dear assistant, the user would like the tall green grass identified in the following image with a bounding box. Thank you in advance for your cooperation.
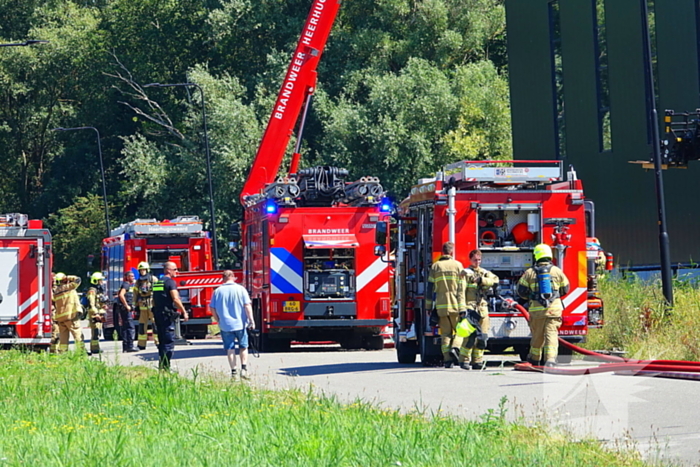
[0,350,648,466]
[585,275,700,361]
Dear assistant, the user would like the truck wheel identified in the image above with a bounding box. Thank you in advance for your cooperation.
[419,336,442,367]
[558,346,573,364]
[184,324,208,340]
[362,335,384,351]
[396,340,417,364]
[515,345,530,362]
[103,327,116,341]
[261,335,291,353]
[339,335,363,350]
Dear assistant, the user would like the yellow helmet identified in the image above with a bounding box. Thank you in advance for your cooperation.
[533,243,553,262]
[90,271,105,285]
[54,272,66,283]
[137,261,150,271]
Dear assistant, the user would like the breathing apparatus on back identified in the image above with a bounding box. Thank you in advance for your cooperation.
[136,262,153,298]
[532,244,557,308]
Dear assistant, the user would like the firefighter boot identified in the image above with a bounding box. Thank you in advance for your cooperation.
[137,323,148,350]
[470,348,485,370]
[89,324,101,355]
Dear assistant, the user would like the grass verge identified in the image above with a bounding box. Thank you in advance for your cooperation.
[0,350,651,466]
[585,275,700,361]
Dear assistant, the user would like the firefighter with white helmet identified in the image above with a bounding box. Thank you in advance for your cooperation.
[86,271,108,354]
[134,261,157,350]
[517,243,570,366]
[458,249,499,370]
[52,273,85,353]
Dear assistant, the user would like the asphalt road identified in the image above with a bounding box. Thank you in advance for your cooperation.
[91,335,699,466]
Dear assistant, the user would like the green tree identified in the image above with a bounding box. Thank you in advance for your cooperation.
[47,194,108,277]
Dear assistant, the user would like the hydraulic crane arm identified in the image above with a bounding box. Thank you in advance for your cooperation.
[240,0,342,204]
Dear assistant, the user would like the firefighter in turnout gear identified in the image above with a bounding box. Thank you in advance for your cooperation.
[86,272,108,354]
[425,242,466,368]
[459,249,498,370]
[517,244,570,366]
[52,273,85,353]
[134,262,157,350]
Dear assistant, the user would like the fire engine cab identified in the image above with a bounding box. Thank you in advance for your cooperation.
[0,213,53,348]
[101,216,214,339]
[235,0,393,351]
[387,160,604,365]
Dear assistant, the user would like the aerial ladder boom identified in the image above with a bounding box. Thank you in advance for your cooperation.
[240,0,342,203]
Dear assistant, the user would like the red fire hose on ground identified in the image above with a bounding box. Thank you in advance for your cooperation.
[511,303,700,381]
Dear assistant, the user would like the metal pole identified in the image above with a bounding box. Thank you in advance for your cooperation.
[641,0,673,306]
[193,84,219,269]
[143,82,219,268]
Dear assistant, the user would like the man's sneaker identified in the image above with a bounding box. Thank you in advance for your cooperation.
[443,361,454,369]
[123,348,138,353]
[459,362,471,370]
[240,368,250,380]
[471,362,485,370]
[449,347,460,364]
[231,370,238,380]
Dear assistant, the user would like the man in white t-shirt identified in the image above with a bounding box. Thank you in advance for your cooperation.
[209,270,255,380]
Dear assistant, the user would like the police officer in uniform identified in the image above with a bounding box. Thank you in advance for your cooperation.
[152,262,188,370]
[117,271,137,352]
[86,272,108,354]
[517,244,570,366]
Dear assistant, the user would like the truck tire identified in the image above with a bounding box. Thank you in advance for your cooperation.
[515,344,530,362]
[362,335,384,351]
[396,340,417,364]
[261,335,291,352]
[184,324,208,340]
[558,346,573,364]
[419,335,442,366]
[339,335,363,350]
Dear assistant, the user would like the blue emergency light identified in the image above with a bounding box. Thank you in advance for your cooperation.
[380,202,392,212]
[265,201,278,214]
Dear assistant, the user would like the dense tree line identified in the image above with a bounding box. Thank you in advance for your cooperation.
[0,0,510,273]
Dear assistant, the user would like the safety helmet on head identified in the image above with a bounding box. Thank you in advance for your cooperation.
[54,272,66,283]
[533,244,553,262]
[137,261,150,271]
[90,271,105,285]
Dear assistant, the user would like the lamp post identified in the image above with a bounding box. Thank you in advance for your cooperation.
[52,126,111,237]
[0,40,49,48]
[144,82,219,268]
[640,0,673,306]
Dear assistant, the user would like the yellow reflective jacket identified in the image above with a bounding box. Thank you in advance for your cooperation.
[517,262,569,316]
[463,266,499,314]
[53,276,82,322]
[426,255,466,316]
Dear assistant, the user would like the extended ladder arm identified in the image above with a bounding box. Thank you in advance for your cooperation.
[240,0,342,204]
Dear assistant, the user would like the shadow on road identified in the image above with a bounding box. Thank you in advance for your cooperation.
[280,361,404,376]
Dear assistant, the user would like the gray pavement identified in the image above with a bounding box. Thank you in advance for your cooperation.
[88,334,699,466]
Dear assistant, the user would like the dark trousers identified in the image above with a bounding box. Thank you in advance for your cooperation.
[117,305,135,351]
[153,308,176,369]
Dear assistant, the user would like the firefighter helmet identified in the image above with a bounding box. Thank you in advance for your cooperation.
[533,244,553,262]
[54,272,66,283]
[137,262,150,271]
[90,271,105,285]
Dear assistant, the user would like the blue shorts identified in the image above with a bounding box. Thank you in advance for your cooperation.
[221,329,248,350]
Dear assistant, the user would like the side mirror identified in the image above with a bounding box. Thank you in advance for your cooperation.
[374,245,387,257]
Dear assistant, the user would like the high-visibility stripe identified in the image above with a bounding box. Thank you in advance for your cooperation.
[357,257,387,292]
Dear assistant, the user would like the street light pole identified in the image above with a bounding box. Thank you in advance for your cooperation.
[52,126,111,237]
[640,0,673,306]
[144,82,219,268]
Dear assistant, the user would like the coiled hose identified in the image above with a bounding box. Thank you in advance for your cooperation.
[512,303,700,380]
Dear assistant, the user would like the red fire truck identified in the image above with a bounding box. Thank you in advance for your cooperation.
[385,160,605,365]
[235,0,393,351]
[101,216,214,339]
[0,213,53,348]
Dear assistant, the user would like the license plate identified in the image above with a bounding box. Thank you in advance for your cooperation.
[283,301,300,312]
